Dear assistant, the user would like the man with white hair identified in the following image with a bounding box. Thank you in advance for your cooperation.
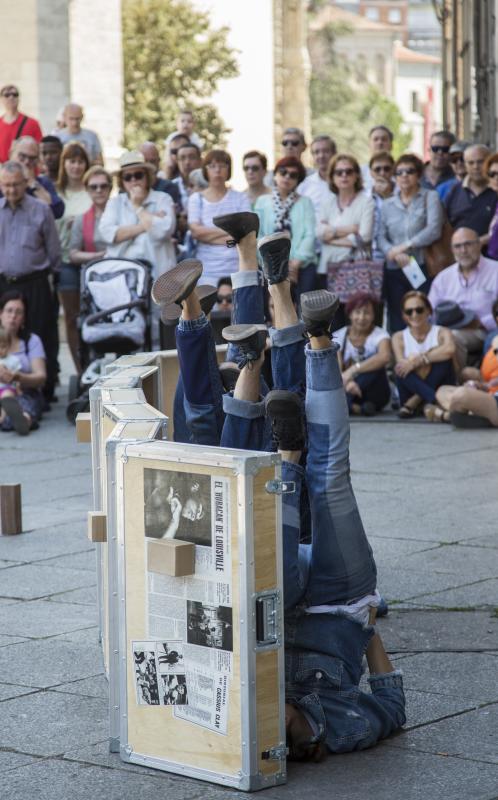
[57,103,103,165]
[9,136,64,219]
[445,144,497,244]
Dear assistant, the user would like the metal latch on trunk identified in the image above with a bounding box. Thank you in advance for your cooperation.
[265,480,295,495]
[261,744,288,760]
[255,590,281,648]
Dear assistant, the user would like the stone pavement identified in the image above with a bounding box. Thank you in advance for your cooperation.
[1,356,497,800]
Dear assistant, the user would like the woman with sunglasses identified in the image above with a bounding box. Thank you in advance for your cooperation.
[242,150,271,208]
[69,166,112,266]
[55,141,92,372]
[369,150,395,259]
[485,153,498,260]
[255,156,316,297]
[336,292,392,416]
[317,153,375,323]
[0,84,42,163]
[392,290,455,419]
[379,153,443,333]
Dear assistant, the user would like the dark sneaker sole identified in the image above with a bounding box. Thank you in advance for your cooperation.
[258,232,291,248]
[264,389,302,419]
[212,212,259,242]
[222,323,267,343]
[301,290,340,323]
[219,362,241,393]
[450,411,493,429]
[160,284,217,322]
[1,397,30,435]
[151,259,202,306]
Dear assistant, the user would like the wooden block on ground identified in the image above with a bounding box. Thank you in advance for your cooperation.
[147,538,195,577]
[0,484,22,535]
[76,412,92,443]
[88,512,107,542]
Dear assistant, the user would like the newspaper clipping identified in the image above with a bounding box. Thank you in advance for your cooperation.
[132,640,188,706]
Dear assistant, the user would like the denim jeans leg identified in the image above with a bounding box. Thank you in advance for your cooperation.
[220,391,266,450]
[280,461,310,610]
[176,314,224,446]
[304,343,377,605]
[295,262,317,308]
[269,322,306,395]
[226,270,265,364]
[172,375,190,443]
[395,359,454,406]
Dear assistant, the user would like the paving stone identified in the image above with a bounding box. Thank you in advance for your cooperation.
[21,506,87,533]
[20,473,92,507]
[0,682,39,702]
[397,652,498,703]
[379,610,498,653]
[47,584,97,606]
[0,751,40,775]
[37,549,96,572]
[0,559,23,569]
[402,689,483,730]
[0,600,96,638]
[368,536,440,562]
[0,633,103,689]
[53,674,108,700]
[409,578,498,609]
[63,739,172,778]
[0,526,88,563]
[0,564,94,601]
[0,690,107,757]
[393,543,498,581]
[387,702,498,764]
[461,534,498,549]
[0,635,28,647]
[376,565,466,603]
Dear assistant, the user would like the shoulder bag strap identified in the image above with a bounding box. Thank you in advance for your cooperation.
[15,115,28,140]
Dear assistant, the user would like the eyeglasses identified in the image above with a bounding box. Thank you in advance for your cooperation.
[431,145,450,154]
[17,153,38,164]
[395,168,417,176]
[334,168,354,177]
[282,140,300,147]
[2,91,19,98]
[277,168,299,180]
[169,148,179,156]
[452,240,480,250]
[404,306,426,316]
[450,154,464,163]
[243,164,261,172]
[488,170,498,179]
[88,183,110,191]
[217,293,233,304]
[372,165,392,174]
[122,171,146,182]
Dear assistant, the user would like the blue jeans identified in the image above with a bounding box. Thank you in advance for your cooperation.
[396,359,455,406]
[345,368,391,413]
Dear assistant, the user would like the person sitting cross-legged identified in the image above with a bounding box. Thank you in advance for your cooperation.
[151,233,406,759]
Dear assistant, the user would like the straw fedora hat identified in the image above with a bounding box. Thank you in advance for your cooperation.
[114,150,156,176]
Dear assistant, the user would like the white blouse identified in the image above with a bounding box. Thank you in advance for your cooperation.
[317,190,375,274]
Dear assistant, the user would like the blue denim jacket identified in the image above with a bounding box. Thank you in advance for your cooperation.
[285,608,406,753]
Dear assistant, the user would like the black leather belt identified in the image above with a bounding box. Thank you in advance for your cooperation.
[1,268,51,284]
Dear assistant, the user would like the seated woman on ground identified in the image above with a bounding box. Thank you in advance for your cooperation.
[392,290,456,420]
[334,292,392,416]
[434,334,498,428]
[0,291,47,435]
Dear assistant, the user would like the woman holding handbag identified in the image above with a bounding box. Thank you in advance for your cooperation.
[379,154,443,333]
[317,154,375,328]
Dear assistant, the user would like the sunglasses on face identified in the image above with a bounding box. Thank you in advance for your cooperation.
[2,91,19,98]
[404,306,426,316]
[451,154,464,163]
[277,168,299,180]
[122,171,146,182]
[243,164,261,172]
[431,145,450,153]
[395,168,417,176]
[372,165,392,174]
[334,168,354,177]
[282,140,300,147]
[88,183,110,191]
[217,293,233,304]
[488,170,498,179]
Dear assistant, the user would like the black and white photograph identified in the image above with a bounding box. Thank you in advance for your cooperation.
[144,467,212,546]
[156,641,185,674]
[186,600,233,652]
[133,643,160,706]
[160,674,189,706]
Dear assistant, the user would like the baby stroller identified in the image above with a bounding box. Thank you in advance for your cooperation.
[66,257,152,423]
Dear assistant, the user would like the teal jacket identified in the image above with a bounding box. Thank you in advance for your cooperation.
[254,193,316,264]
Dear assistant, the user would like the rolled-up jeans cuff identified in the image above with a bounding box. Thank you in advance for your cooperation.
[305,341,339,357]
[270,322,306,348]
[291,692,327,743]
[232,270,262,289]
[223,392,265,419]
[368,669,404,690]
[177,312,208,332]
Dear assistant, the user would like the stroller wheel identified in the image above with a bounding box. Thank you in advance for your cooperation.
[66,396,89,425]
[68,374,81,404]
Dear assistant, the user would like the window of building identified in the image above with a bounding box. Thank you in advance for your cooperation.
[388,8,402,24]
[365,8,380,21]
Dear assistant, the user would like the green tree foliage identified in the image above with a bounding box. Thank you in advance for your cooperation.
[122,0,239,149]
[309,21,412,161]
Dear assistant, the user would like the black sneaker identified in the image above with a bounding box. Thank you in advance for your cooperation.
[264,390,305,451]
[300,290,339,337]
[151,259,202,306]
[361,401,377,417]
[213,212,259,247]
[258,233,291,284]
[219,362,240,393]
[222,323,267,368]
[160,284,217,322]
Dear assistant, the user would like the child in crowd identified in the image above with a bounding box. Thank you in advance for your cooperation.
[0,326,29,435]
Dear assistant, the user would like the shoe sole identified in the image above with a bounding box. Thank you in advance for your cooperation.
[151,259,202,306]
[222,323,267,342]
[213,212,259,240]
[219,362,240,393]
[1,397,30,435]
[258,232,291,249]
[301,290,340,323]
[160,284,217,322]
[449,410,493,429]
[264,389,302,418]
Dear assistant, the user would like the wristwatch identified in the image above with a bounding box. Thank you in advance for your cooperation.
[354,361,361,375]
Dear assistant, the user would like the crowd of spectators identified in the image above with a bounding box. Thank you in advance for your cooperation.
[1,81,498,434]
